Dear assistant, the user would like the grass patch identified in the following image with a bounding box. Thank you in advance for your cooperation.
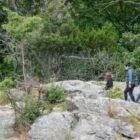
[107,86,123,99]
[121,115,140,133]
[96,81,105,86]
[0,91,10,105]
[42,101,68,112]
[0,77,14,105]
[65,131,71,140]
[53,102,68,112]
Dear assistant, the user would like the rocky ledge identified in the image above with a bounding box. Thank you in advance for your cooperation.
[1,80,140,140]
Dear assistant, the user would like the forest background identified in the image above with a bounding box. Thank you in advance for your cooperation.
[0,0,140,83]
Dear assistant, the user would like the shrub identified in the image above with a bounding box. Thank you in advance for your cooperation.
[47,84,65,104]
[12,95,43,133]
[120,32,140,51]
[107,86,123,99]
[0,77,13,105]
[12,89,65,133]
[0,77,13,90]
[22,96,42,123]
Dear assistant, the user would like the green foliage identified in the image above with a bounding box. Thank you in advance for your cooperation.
[121,32,140,51]
[41,101,53,112]
[132,47,140,67]
[0,0,7,27]
[135,68,140,80]
[67,0,105,28]
[46,74,65,104]
[29,2,119,53]
[13,95,43,133]
[1,0,140,82]
[42,101,68,112]
[29,0,76,52]
[59,51,125,81]
[68,0,140,34]
[4,0,43,15]
[0,77,13,105]
[73,23,119,51]
[0,55,14,79]
[0,91,9,105]
[54,102,68,112]
[3,9,42,40]
[12,88,65,133]
[0,77,13,90]
[122,46,140,70]
[21,96,41,123]
[47,84,65,104]
[107,86,123,99]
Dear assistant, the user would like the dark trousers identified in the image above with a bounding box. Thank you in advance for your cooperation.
[124,84,135,102]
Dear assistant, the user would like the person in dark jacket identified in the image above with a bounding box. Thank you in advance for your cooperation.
[124,63,135,102]
[105,72,113,90]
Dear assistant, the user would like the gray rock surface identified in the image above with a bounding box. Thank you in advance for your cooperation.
[29,112,75,140]
[0,105,15,140]
[0,80,139,140]
[46,80,103,98]
[29,80,140,140]
[66,96,140,117]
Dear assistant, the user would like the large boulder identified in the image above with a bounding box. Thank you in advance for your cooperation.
[29,112,75,140]
[29,110,139,140]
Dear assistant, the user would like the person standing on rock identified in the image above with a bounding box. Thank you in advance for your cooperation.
[124,63,135,102]
[105,72,113,90]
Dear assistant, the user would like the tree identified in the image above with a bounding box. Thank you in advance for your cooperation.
[0,0,7,27]
[67,0,140,34]
[4,0,47,15]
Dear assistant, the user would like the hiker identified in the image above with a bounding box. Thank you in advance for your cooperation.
[124,63,135,102]
[105,72,113,90]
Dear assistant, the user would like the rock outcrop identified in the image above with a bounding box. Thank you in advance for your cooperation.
[0,105,15,140]
[29,80,140,140]
[0,80,139,140]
